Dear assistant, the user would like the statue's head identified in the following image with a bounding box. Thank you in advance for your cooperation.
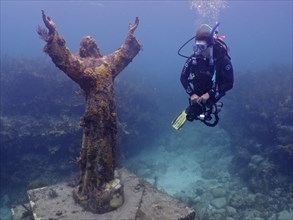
[79,36,102,58]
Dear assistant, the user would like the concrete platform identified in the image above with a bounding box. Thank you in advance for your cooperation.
[12,168,196,220]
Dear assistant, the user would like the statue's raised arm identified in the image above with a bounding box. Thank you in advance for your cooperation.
[36,10,82,84]
[106,17,142,78]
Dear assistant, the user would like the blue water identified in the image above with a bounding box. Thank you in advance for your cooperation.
[1,1,292,71]
[1,1,293,219]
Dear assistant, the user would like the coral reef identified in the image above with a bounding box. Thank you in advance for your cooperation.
[0,57,83,204]
[115,73,161,158]
[222,64,293,194]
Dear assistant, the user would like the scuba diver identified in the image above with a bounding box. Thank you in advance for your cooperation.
[172,23,234,129]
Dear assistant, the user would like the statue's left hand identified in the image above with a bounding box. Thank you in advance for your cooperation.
[128,17,139,34]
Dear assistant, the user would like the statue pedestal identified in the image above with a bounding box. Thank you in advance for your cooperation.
[73,178,125,214]
[11,168,196,220]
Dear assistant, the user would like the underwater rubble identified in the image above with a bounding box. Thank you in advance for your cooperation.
[223,64,292,194]
[220,64,293,219]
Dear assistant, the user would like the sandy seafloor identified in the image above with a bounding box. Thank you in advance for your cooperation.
[124,123,293,220]
[126,124,231,195]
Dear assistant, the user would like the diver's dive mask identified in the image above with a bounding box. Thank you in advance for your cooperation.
[193,41,208,56]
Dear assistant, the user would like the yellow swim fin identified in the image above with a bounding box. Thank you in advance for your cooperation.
[171,109,187,130]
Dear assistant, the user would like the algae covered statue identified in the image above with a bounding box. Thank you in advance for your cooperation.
[37,10,141,213]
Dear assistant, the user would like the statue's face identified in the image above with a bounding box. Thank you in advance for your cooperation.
[79,36,101,58]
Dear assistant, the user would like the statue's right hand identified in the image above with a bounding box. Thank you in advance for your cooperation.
[37,10,57,42]
[128,17,139,34]
[41,10,56,35]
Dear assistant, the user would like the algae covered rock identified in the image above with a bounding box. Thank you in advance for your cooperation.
[277,210,293,220]
[211,187,226,198]
[211,197,227,209]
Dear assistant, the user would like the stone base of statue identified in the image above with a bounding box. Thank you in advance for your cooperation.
[11,168,196,220]
[73,178,124,214]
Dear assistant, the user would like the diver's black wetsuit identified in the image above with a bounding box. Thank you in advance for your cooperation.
[180,43,234,103]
